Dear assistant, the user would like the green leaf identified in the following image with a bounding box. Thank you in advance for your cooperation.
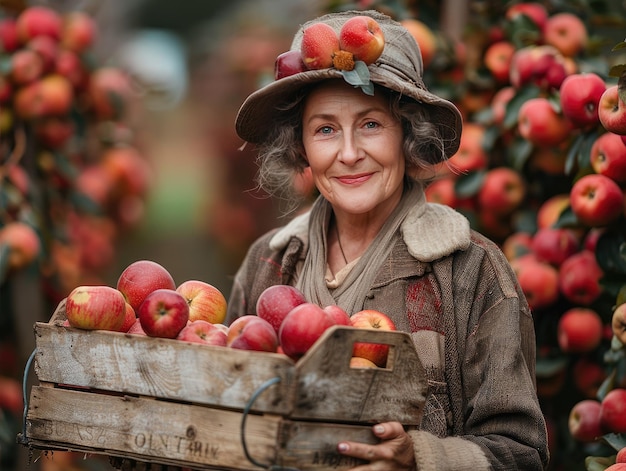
[507,136,533,171]
[609,64,626,78]
[565,134,585,176]
[596,229,626,275]
[585,455,616,471]
[341,62,374,96]
[535,355,568,378]
[553,206,579,229]
[602,433,626,452]
[454,170,486,198]
[611,40,626,51]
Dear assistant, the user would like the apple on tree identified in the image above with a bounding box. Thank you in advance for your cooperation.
[559,251,604,306]
[559,72,606,129]
[66,285,127,331]
[350,309,396,367]
[599,85,626,135]
[590,132,626,183]
[569,173,624,227]
[568,399,603,442]
[600,388,626,434]
[138,288,189,339]
[557,307,604,354]
[612,303,626,345]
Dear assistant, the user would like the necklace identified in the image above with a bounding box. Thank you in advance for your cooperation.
[335,223,349,265]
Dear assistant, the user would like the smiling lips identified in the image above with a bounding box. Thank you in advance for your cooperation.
[336,173,373,184]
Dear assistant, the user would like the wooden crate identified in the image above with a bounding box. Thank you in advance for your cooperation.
[21,300,428,470]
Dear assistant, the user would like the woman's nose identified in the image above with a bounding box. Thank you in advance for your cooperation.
[338,132,362,164]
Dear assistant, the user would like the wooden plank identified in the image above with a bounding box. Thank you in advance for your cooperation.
[26,386,280,470]
[33,322,295,414]
[292,327,428,424]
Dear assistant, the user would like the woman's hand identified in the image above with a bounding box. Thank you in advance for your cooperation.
[337,421,416,470]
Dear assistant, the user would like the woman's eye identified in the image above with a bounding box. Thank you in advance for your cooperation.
[318,126,333,134]
[364,121,379,129]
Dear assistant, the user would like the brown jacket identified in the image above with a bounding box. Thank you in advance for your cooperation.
[227,202,549,471]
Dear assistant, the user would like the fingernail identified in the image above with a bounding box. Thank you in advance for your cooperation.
[337,443,349,452]
[374,425,385,434]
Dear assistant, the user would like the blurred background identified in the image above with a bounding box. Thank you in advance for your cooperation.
[1,0,626,470]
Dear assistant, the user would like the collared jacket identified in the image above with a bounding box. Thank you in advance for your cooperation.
[226,201,549,471]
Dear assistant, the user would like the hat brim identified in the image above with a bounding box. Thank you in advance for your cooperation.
[235,66,462,160]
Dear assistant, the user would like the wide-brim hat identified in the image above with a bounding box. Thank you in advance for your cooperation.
[235,10,462,161]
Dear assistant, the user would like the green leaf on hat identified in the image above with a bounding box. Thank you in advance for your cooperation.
[341,61,374,96]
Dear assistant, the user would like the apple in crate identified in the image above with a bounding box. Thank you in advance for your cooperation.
[66,285,127,331]
[227,315,278,352]
[116,302,137,333]
[117,260,176,311]
[176,280,227,324]
[279,303,335,361]
[177,320,227,346]
[350,309,396,367]
[138,288,189,338]
[256,284,306,333]
[323,304,351,325]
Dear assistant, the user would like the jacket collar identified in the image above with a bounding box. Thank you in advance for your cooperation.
[270,188,471,263]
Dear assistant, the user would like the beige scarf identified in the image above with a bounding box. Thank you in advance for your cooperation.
[296,180,422,315]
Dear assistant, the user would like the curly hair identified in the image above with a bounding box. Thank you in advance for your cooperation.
[254,82,448,214]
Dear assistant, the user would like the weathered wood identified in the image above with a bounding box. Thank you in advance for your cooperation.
[33,321,296,414]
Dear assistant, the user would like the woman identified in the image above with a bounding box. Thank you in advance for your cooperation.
[227,10,549,471]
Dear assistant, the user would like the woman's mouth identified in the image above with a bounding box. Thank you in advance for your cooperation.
[336,173,373,185]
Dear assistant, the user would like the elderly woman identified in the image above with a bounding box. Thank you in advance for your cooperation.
[227,10,549,471]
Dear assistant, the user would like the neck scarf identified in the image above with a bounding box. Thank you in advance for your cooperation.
[296,180,423,315]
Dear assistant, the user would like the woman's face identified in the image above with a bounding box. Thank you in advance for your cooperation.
[301,80,405,220]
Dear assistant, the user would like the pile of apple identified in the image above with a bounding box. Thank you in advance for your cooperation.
[65,259,397,367]
[0,5,150,297]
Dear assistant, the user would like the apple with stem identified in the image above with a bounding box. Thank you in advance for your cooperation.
[599,85,626,135]
[518,97,571,147]
[177,320,227,346]
[350,309,396,367]
[559,250,604,306]
[338,15,385,65]
[559,72,606,129]
[590,132,626,183]
[138,288,189,339]
[176,279,227,324]
[568,399,603,442]
[569,173,624,227]
[543,12,588,57]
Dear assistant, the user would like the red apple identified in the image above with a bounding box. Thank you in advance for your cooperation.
[0,376,24,417]
[61,11,97,53]
[606,464,626,471]
[502,231,533,262]
[543,12,588,57]
[568,399,603,442]
[537,193,570,229]
[26,35,59,72]
[116,302,137,333]
[590,132,626,183]
[350,309,396,367]
[399,19,436,68]
[505,2,548,31]
[127,318,147,336]
[10,49,43,84]
[557,307,604,353]
[599,85,626,135]
[278,303,336,361]
[477,167,526,216]
[138,288,189,339]
[512,255,560,310]
[447,122,489,174]
[617,447,626,463]
[66,285,127,331]
[177,320,227,346]
[518,97,572,147]
[570,174,624,227]
[256,284,307,334]
[275,50,306,80]
[509,45,567,90]
[323,304,351,326]
[35,116,75,149]
[612,303,626,345]
[530,227,580,266]
[300,22,339,70]
[54,49,88,89]
[484,41,516,83]
[176,280,227,324]
[559,250,604,306]
[88,67,134,120]
[338,15,385,65]
[424,177,458,207]
[573,357,607,399]
[0,221,41,271]
[227,315,278,352]
[117,259,177,312]
[0,19,19,53]
[490,86,515,126]
[559,73,606,129]
[600,388,626,434]
[16,6,62,43]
